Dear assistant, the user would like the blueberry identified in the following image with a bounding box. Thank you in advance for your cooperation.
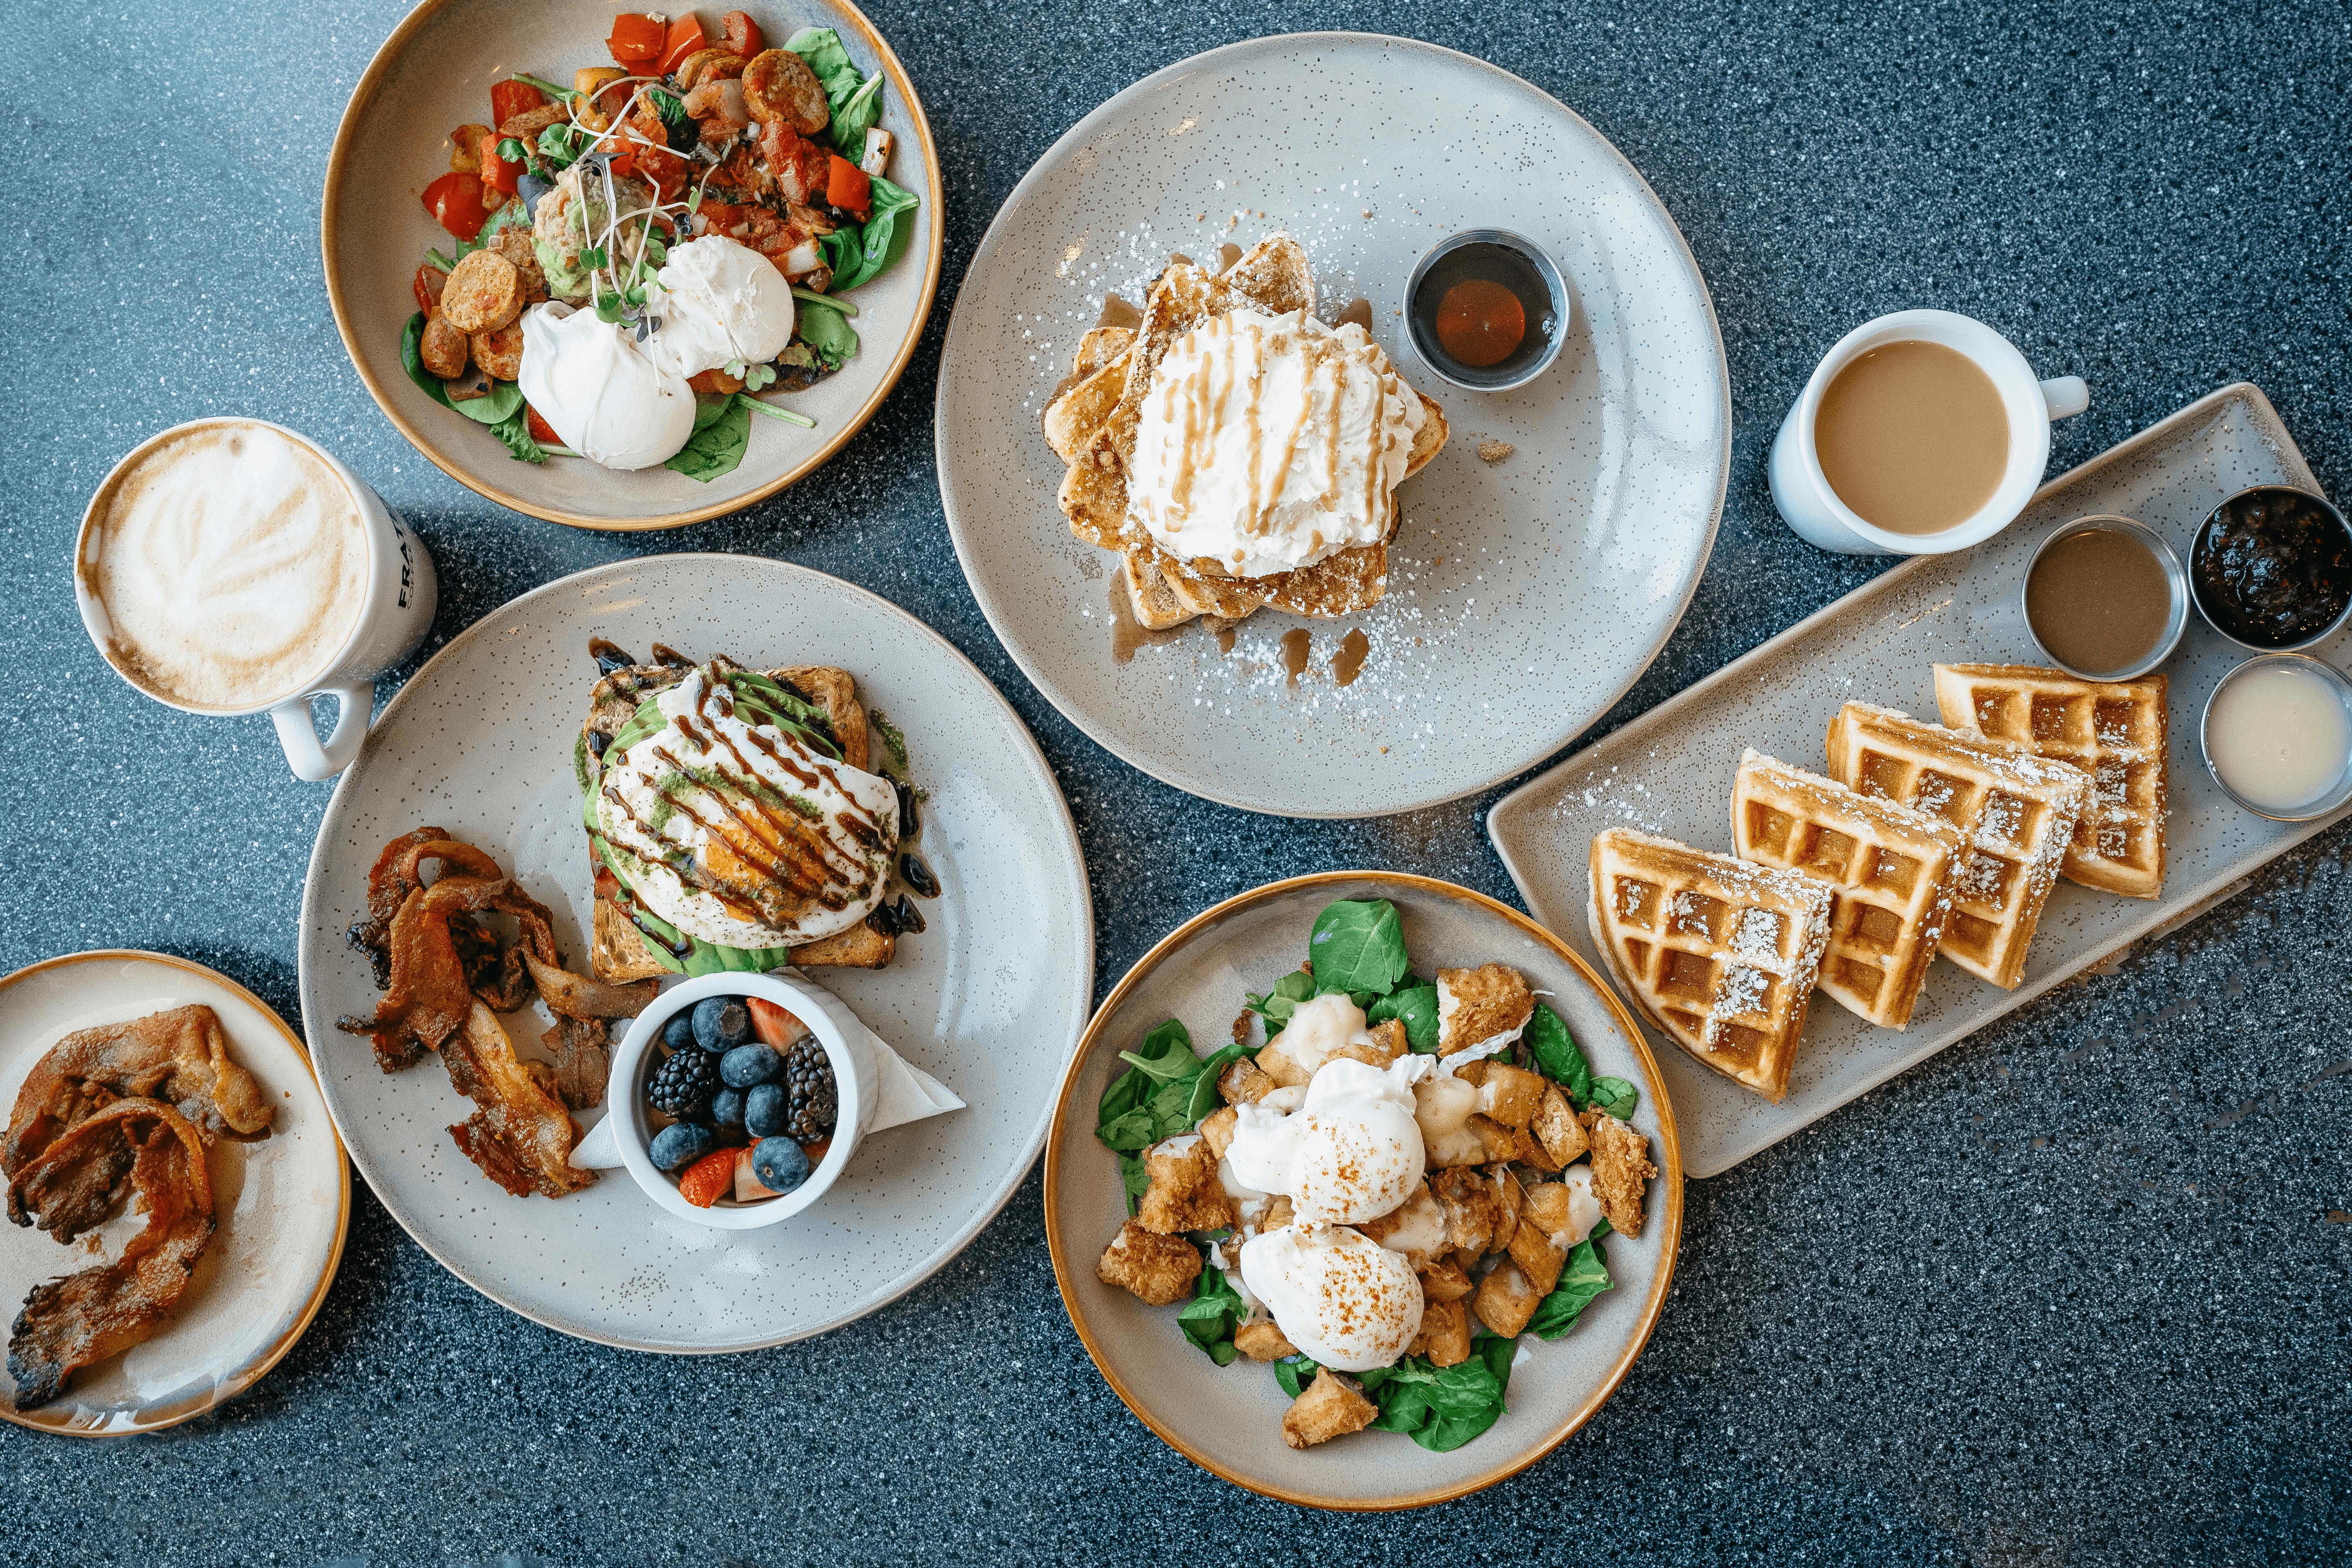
[720,1042,781,1088]
[743,1082,788,1138]
[751,1136,811,1194]
[692,996,749,1052]
[710,1087,746,1128]
[649,1122,715,1172]
[662,1011,695,1052]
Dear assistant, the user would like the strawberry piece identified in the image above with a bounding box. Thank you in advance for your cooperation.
[677,1145,739,1208]
[747,997,809,1051]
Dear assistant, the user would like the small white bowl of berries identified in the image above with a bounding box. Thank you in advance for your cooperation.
[589,972,878,1228]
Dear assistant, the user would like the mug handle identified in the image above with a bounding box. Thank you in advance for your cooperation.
[269,682,373,782]
[2040,376,2089,420]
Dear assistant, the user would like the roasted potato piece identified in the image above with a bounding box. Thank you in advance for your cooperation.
[1254,1039,1312,1090]
[1282,1369,1377,1450]
[1408,1298,1473,1369]
[1136,1138,1236,1235]
[1430,1166,1499,1259]
[1418,1254,1474,1303]
[1490,1165,1523,1254]
[441,249,524,333]
[1096,1219,1200,1306]
[1478,1061,1547,1129]
[1585,1111,1657,1239]
[448,123,490,172]
[1335,1018,1409,1070]
[470,321,524,380]
[1473,1258,1545,1338]
[1198,1104,1240,1162]
[1508,1215,1568,1296]
[1468,1113,1523,1165]
[1220,1054,1277,1105]
[741,48,830,135]
[1533,1085,1589,1167]
[1356,1182,1447,1269]
[418,313,470,379]
[498,101,570,140]
[1257,1194,1295,1234]
[1234,1319,1296,1362]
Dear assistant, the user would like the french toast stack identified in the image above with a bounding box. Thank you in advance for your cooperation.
[1039,233,1449,632]
[1587,665,2168,1100]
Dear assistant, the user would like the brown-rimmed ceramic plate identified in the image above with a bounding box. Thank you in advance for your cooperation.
[0,951,350,1435]
[324,0,943,530]
[1043,872,1682,1509]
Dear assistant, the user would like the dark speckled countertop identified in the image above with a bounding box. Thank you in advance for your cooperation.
[3,1,2347,1562]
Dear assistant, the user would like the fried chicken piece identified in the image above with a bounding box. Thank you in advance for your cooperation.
[7,1100,214,1410]
[1096,1219,1201,1306]
[1583,1110,1657,1239]
[1283,1369,1378,1449]
[1136,1138,1236,1235]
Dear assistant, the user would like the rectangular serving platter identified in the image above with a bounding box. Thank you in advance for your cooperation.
[1489,383,2350,1177]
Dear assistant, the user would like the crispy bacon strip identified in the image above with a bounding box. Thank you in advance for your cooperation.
[3,1005,270,1238]
[344,826,451,987]
[442,1004,594,1197]
[7,1100,214,1410]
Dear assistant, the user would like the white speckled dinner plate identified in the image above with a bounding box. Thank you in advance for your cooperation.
[0,952,349,1435]
[296,556,1092,1352]
[324,0,942,530]
[1044,873,1682,1509]
[937,33,1728,817]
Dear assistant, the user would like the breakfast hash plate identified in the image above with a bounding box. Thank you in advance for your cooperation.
[0,952,348,1434]
[937,32,1729,818]
[295,556,1092,1351]
[1491,384,2349,1177]
[324,0,943,530]
[1044,873,1681,1509]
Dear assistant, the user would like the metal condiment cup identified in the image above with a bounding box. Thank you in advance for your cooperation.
[2019,514,2189,681]
[1404,229,1570,393]
[2199,652,2352,822]
[2188,484,2352,654]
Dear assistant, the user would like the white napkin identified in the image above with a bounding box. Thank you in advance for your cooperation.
[855,1017,967,1129]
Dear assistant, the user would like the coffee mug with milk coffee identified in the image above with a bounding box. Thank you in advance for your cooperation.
[1769,309,2090,556]
[75,418,436,781]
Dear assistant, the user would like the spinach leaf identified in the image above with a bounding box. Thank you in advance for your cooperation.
[487,407,546,464]
[1367,981,1440,1052]
[845,176,919,287]
[449,378,524,425]
[1526,1225,1613,1341]
[665,393,751,482]
[829,70,884,156]
[399,313,455,407]
[793,297,860,369]
[1272,1355,1320,1399]
[1243,968,1315,1036]
[817,223,866,287]
[1119,1154,1150,1215]
[1115,1019,1196,1082]
[783,27,862,99]
[1184,1044,1251,1127]
[1523,1002,1593,1103]
[1096,1021,1253,1153]
[1177,1256,1247,1366]
[1308,899,1410,997]
[1589,1076,1640,1119]
[1358,1351,1510,1452]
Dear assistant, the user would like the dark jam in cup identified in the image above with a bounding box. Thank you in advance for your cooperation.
[1408,240,1557,387]
[2191,486,2352,649]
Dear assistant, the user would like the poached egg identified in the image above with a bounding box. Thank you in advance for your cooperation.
[517,302,697,470]
[639,237,797,382]
[1223,1054,1431,1224]
[1238,1223,1424,1372]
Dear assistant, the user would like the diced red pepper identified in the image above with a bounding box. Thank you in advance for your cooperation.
[656,13,708,75]
[824,154,870,217]
[524,404,561,447]
[478,133,521,195]
[607,12,666,65]
[719,10,762,58]
[412,263,446,317]
[489,78,546,127]
[421,171,489,240]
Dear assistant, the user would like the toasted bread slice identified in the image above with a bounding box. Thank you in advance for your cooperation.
[1044,347,1130,466]
[584,658,894,979]
[1073,326,1132,379]
[1120,549,1199,632]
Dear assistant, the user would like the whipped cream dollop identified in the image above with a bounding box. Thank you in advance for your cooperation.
[596,665,899,947]
[639,237,797,381]
[1238,1223,1424,1371]
[1126,308,1425,579]
[1224,1054,1431,1224]
[517,302,697,469]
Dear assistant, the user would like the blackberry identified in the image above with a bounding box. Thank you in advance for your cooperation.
[781,1041,838,1143]
[647,1045,718,1117]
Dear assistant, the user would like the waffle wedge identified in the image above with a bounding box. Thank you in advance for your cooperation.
[1588,828,1835,1102]
[1824,704,2090,990]
[1933,664,2167,899]
[1044,234,1446,628]
[1731,750,1965,1029]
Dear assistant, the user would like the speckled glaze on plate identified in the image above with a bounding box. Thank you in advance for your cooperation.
[323,0,943,531]
[295,556,1092,1352]
[1491,384,2346,1177]
[0,952,350,1435]
[1044,873,1682,1509]
[937,33,1728,818]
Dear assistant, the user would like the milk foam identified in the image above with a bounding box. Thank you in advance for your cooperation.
[86,424,368,710]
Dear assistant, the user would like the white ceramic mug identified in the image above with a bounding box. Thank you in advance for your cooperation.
[1769,309,2089,556]
[74,417,437,781]
[569,971,879,1229]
